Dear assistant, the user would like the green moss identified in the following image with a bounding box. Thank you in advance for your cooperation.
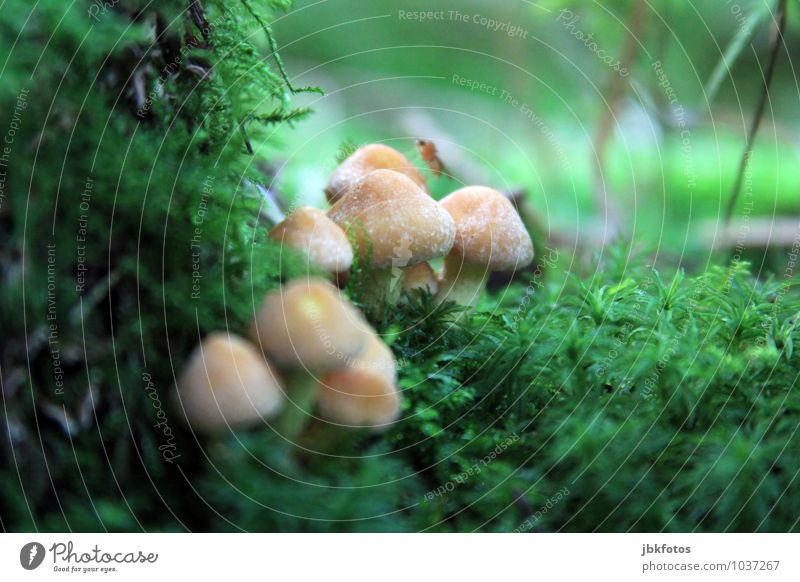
[0,0,314,531]
[182,257,800,532]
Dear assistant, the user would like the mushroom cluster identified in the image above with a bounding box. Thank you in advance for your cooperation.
[175,279,401,436]
[174,142,533,437]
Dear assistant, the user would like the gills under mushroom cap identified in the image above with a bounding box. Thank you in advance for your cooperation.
[440,186,534,271]
[176,332,284,432]
[328,169,455,269]
[325,143,428,204]
[269,206,353,274]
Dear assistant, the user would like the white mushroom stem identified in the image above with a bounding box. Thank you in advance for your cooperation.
[436,254,489,308]
[358,267,403,314]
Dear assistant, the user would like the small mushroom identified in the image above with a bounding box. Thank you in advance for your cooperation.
[269,206,353,278]
[175,332,284,432]
[436,186,534,307]
[248,278,371,437]
[402,262,439,297]
[317,335,400,429]
[328,169,455,309]
[249,278,368,370]
[325,143,428,204]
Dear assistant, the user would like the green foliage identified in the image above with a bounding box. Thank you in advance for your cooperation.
[381,258,800,532]
[0,0,314,531]
[170,256,800,532]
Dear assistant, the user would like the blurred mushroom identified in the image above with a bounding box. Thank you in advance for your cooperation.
[328,169,455,309]
[325,143,428,204]
[175,332,284,432]
[249,278,368,370]
[436,186,534,307]
[248,278,371,436]
[317,335,401,429]
[402,262,439,298]
[269,206,353,278]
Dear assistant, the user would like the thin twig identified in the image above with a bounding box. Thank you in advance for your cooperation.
[187,0,211,44]
[702,216,800,249]
[240,121,255,155]
[591,0,647,245]
[724,0,788,224]
[184,64,210,78]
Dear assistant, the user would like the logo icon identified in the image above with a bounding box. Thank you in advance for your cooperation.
[20,542,46,570]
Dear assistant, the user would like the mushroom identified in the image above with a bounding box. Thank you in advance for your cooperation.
[436,186,534,307]
[402,262,439,298]
[175,332,284,432]
[328,169,455,309]
[248,278,371,436]
[268,206,353,278]
[317,334,401,429]
[325,143,428,204]
[249,278,368,369]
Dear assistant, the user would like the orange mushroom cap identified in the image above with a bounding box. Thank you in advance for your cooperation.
[325,143,428,204]
[328,169,455,269]
[176,332,284,432]
[249,278,369,371]
[269,206,353,275]
[317,335,400,429]
[440,186,533,271]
